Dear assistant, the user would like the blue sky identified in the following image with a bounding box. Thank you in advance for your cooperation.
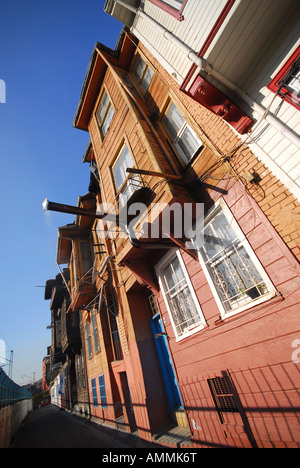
[0,1,122,385]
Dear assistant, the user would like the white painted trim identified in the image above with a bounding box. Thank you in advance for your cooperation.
[155,249,207,341]
[190,198,277,320]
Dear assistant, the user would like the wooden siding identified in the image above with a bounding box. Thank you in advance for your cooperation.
[132,0,228,81]
[203,0,300,195]
[137,41,300,261]
[77,30,300,446]
[132,0,300,199]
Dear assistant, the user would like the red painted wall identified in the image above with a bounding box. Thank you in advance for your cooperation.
[153,180,300,448]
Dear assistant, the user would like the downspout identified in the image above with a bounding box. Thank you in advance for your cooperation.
[112,0,300,149]
[123,222,175,250]
[113,0,212,74]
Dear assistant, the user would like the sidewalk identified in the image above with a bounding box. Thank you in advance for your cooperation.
[10,404,161,449]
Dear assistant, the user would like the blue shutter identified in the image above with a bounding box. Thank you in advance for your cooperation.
[98,374,107,409]
[91,378,98,407]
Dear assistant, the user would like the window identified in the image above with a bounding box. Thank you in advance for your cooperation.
[79,239,93,277]
[85,322,92,358]
[91,378,98,407]
[148,0,187,20]
[76,355,81,388]
[132,54,154,93]
[162,102,203,166]
[148,292,160,317]
[103,294,123,361]
[91,312,100,353]
[81,353,86,388]
[98,374,107,409]
[96,89,115,138]
[207,376,238,423]
[194,198,275,318]
[268,46,300,110]
[156,250,206,339]
[112,144,141,207]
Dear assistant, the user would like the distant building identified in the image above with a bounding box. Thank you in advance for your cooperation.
[44,270,89,415]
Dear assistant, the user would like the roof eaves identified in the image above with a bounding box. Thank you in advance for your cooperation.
[73,28,126,130]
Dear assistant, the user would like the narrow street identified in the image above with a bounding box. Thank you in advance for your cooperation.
[10,404,160,449]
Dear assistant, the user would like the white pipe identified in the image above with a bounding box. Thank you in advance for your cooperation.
[113,0,300,148]
[209,69,300,148]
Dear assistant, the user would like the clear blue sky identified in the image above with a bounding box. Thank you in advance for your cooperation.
[0,1,123,385]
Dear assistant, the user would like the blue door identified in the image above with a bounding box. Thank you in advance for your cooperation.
[150,314,183,414]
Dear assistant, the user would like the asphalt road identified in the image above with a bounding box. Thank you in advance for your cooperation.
[10,404,160,449]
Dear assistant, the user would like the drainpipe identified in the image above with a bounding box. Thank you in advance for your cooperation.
[113,0,212,74]
[112,0,300,149]
[123,220,175,250]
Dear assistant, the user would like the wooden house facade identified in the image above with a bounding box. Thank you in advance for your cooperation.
[44,269,89,415]
[68,19,300,446]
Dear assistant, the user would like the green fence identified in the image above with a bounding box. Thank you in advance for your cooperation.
[0,368,32,408]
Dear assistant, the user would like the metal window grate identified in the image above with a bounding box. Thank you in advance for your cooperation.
[208,376,239,417]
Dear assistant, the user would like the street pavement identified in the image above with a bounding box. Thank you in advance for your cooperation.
[10,404,161,449]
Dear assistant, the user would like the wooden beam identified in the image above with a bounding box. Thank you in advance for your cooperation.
[126,167,182,180]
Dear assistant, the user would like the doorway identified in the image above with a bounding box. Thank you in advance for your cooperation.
[150,314,183,416]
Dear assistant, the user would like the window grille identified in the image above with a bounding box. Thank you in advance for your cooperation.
[158,252,205,338]
[198,201,274,315]
[148,292,160,317]
[208,376,238,422]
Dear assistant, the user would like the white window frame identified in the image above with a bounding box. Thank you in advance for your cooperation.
[164,0,184,9]
[96,87,115,139]
[162,101,203,166]
[156,249,206,341]
[111,143,141,207]
[132,54,154,94]
[91,312,100,353]
[191,198,276,320]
